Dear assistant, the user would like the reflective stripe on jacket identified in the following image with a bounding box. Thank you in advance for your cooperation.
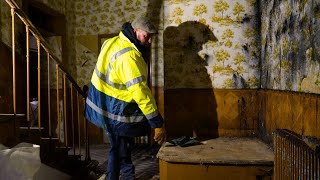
[85,31,162,136]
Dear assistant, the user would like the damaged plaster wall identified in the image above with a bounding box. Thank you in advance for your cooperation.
[261,0,320,93]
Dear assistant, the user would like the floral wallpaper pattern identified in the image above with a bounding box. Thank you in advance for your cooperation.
[261,0,320,93]
[73,0,260,89]
[2,0,320,92]
[1,0,259,89]
[73,0,161,88]
[163,0,260,89]
[74,0,149,36]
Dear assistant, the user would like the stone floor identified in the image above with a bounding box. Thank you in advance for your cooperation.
[71,143,161,180]
[68,137,274,179]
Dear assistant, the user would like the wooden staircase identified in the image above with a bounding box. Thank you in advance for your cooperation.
[0,0,97,178]
[0,113,25,147]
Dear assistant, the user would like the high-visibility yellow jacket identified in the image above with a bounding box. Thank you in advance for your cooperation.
[85,31,163,137]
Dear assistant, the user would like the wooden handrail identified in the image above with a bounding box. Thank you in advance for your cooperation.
[5,0,85,97]
[4,0,88,161]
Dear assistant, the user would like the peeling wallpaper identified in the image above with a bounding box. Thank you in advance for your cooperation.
[261,0,320,93]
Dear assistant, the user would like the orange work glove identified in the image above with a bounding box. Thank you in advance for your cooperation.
[154,125,166,145]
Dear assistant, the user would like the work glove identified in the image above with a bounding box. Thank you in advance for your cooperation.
[154,125,166,145]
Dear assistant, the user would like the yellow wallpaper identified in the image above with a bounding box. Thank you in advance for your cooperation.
[4,0,320,92]
[1,0,259,90]
[164,0,259,89]
[76,37,98,87]
[73,0,259,89]
[73,0,160,88]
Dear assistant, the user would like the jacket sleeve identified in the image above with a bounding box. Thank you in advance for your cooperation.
[116,52,163,128]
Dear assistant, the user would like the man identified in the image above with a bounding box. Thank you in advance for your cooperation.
[85,17,166,180]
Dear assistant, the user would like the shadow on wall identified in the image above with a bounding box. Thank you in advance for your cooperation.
[164,21,219,140]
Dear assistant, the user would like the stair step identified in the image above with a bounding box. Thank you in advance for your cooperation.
[20,126,45,130]
[56,146,73,152]
[57,146,73,149]
[54,147,74,157]
[0,113,25,123]
[41,137,59,140]
[68,154,83,160]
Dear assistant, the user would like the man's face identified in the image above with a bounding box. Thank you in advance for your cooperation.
[135,29,152,46]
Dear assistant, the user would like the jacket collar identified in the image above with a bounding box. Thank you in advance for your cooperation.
[121,22,144,51]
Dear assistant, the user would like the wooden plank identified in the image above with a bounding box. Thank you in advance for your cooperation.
[157,137,273,165]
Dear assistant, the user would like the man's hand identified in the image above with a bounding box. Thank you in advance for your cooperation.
[154,126,166,145]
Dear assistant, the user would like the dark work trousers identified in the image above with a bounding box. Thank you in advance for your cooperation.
[105,130,135,180]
